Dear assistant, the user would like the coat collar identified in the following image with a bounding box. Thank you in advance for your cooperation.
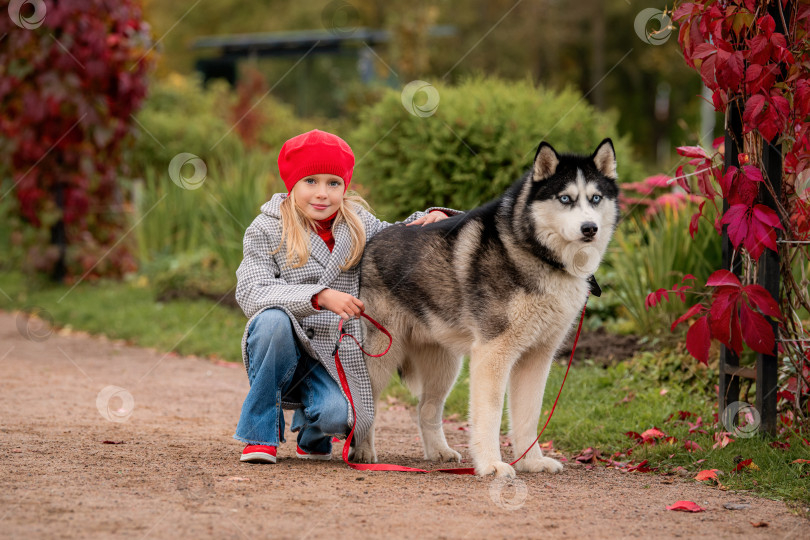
[261,193,351,282]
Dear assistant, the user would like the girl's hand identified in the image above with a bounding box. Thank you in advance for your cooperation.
[317,289,365,320]
[407,211,449,227]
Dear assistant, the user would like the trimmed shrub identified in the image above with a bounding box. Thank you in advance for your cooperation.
[348,76,644,219]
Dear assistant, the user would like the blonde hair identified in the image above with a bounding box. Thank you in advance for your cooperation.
[275,190,371,270]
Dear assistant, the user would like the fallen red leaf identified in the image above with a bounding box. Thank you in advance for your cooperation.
[792,459,810,464]
[695,469,720,481]
[713,432,735,449]
[684,440,703,452]
[628,460,654,473]
[574,447,601,464]
[667,500,706,512]
[732,458,753,473]
[769,441,790,450]
[101,440,124,444]
[641,428,666,442]
[750,521,768,528]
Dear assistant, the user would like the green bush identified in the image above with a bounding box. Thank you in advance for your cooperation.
[127,71,320,178]
[348,76,645,219]
[126,73,242,177]
[143,248,236,305]
[625,347,718,395]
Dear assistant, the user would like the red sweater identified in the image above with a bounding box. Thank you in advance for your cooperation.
[315,213,337,252]
[311,213,337,310]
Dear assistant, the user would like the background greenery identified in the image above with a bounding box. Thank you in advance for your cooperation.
[349,76,643,220]
[4,0,804,513]
[142,0,705,169]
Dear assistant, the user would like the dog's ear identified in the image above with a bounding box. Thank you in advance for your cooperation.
[592,138,617,179]
[533,142,559,182]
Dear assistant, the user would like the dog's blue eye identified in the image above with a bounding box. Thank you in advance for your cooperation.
[592,195,601,203]
[559,195,571,204]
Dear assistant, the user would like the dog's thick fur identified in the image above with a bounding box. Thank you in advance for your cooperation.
[354,140,620,477]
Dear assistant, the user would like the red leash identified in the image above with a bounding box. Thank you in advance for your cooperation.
[333,298,588,474]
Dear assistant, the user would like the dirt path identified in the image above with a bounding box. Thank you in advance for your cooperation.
[0,310,806,539]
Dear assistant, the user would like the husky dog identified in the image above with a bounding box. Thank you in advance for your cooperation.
[354,140,620,477]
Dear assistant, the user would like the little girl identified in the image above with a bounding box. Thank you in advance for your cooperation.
[234,129,457,463]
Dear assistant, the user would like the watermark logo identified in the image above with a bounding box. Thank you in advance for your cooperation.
[721,401,761,438]
[8,0,46,30]
[414,397,443,431]
[321,0,360,37]
[488,477,528,511]
[564,244,601,278]
[401,80,440,118]
[175,464,215,503]
[96,385,135,423]
[16,307,53,342]
[634,8,672,46]
[168,153,207,190]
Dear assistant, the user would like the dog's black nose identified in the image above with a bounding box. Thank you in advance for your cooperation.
[581,222,598,237]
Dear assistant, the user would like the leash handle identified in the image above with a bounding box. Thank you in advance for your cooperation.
[334,296,588,475]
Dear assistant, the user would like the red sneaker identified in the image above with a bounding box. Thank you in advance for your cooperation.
[240,444,277,463]
[295,445,331,461]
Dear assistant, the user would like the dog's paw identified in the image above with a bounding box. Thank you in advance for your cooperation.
[514,456,563,474]
[475,460,516,478]
[425,446,462,463]
[349,445,377,464]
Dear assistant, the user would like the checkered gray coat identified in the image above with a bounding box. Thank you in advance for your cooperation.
[236,193,458,445]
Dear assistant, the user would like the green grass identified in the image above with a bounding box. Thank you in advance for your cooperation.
[2,268,807,509]
[387,357,809,509]
[0,270,244,362]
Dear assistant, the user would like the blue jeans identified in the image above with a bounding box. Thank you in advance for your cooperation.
[233,309,350,453]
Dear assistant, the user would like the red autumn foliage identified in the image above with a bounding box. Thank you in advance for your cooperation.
[0,0,154,281]
[654,1,810,429]
[684,440,704,452]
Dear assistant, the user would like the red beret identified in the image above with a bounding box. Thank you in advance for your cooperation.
[277,129,355,192]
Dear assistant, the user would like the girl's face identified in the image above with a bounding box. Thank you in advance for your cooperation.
[292,173,345,220]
